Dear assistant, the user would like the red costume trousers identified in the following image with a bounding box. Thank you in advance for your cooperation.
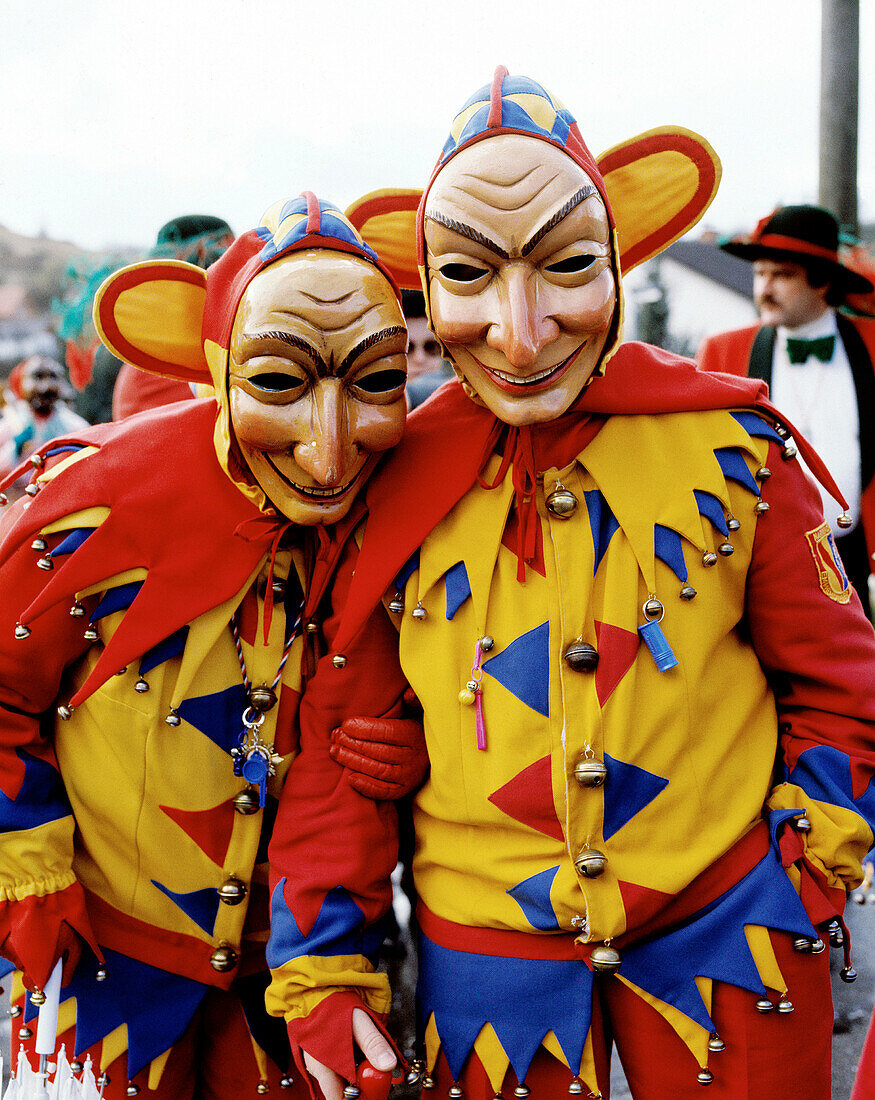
[431,931,833,1099]
[12,985,302,1098]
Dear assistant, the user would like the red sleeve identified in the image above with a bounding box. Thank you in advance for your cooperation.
[748,440,875,893]
[0,507,100,986]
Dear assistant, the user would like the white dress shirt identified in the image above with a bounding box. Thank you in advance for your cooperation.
[770,309,861,535]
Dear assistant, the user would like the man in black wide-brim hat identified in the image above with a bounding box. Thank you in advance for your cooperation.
[699,204,875,614]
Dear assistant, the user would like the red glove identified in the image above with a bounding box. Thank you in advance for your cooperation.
[329,716,428,800]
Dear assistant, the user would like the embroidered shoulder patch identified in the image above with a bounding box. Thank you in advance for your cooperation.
[805,522,851,603]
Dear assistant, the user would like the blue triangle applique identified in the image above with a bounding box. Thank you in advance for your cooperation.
[150,880,221,935]
[654,525,687,582]
[418,933,592,1083]
[267,881,387,969]
[50,527,95,559]
[445,561,472,621]
[730,411,784,444]
[139,625,190,676]
[60,946,208,1079]
[584,490,620,574]
[603,754,669,841]
[507,866,561,930]
[788,743,875,827]
[483,622,550,716]
[714,448,760,495]
[91,581,143,622]
[176,682,249,755]
[619,851,815,1032]
[693,490,729,536]
[0,750,71,831]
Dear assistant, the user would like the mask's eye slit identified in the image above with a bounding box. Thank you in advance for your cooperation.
[440,263,488,282]
[249,373,307,393]
[354,369,407,394]
[544,255,595,274]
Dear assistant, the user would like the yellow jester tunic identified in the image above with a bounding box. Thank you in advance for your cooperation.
[0,401,310,1086]
[266,393,875,1093]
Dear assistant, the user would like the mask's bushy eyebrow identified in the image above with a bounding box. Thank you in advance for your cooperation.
[522,184,598,256]
[340,326,407,375]
[243,330,321,367]
[425,210,509,260]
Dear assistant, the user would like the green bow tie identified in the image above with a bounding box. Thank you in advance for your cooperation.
[785,335,836,364]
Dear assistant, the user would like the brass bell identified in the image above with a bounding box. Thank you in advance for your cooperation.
[9,1004,21,1017]
[567,1082,584,1095]
[57,704,73,720]
[126,1086,141,1096]
[257,1084,270,1096]
[727,517,740,532]
[514,1087,530,1098]
[305,621,319,634]
[280,1077,295,1089]
[448,1087,464,1099]
[218,877,247,905]
[30,453,45,468]
[782,445,798,460]
[841,965,858,983]
[14,623,31,639]
[643,597,663,618]
[809,937,825,954]
[271,578,286,599]
[97,1074,110,1087]
[717,541,734,556]
[332,654,347,669]
[70,603,86,617]
[574,848,607,877]
[546,486,578,518]
[165,712,181,727]
[24,484,39,497]
[18,1026,32,1039]
[412,603,427,621]
[792,937,812,953]
[209,942,239,972]
[574,758,607,788]
[343,1087,361,1100]
[757,466,771,481]
[70,1061,84,1074]
[755,501,770,516]
[480,635,495,652]
[707,1034,725,1053]
[837,512,853,529]
[697,1068,714,1085]
[30,989,46,1006]
[83,626,99,641]
[563,641,599,672]
[95,965,108,981]
[794,815,811,832]
[135,678,149,693]
[679,584,696,600]
[249,684,277,712]
[31,537,47,551]
[36,556,54,571]
[828,920,844,948]
[776,997,793,1014]
[421,1076,436,1090]
[0,493,6,505]
[406,1064,423,1087]
[233,788,261,815]
[589,943,622,973]
[755,998,774,1013]
[388,593,405,614]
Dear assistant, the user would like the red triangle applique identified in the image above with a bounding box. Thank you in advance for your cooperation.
[160,800,236,867]
[617,879,675,929]
[488,755,564,841]
[236,586,259,647]
[594,620,640,706]
[274,683,302,757]
[501,502,545,576]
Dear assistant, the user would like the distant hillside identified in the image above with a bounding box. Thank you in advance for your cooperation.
[0,223,107,315]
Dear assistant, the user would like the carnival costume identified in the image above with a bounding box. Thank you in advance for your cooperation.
[265,73,875,1099]
[0,196,415,1097]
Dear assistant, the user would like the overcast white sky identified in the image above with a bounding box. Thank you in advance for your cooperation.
[2,0,873,251]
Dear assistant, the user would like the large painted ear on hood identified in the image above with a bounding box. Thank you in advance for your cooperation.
[599,127,721,274]
[345,189,423,290]
[92,259,211,385]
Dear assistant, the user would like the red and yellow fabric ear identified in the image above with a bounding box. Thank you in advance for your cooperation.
[345,189,423,290]
[92,260,212,384]
[598,127,721,274]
